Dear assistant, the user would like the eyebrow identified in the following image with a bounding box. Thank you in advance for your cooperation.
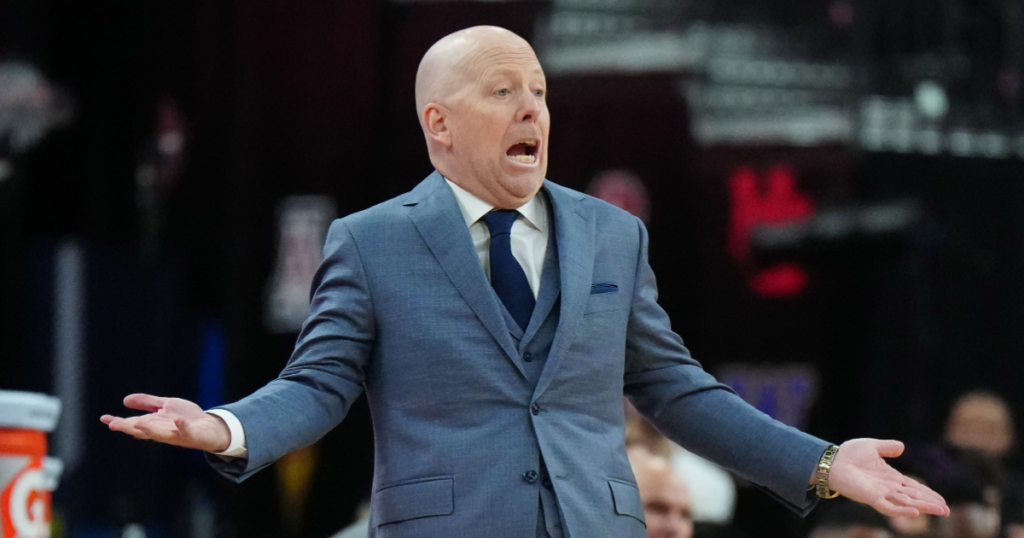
[485,68,517,79]
[481,65,546,81]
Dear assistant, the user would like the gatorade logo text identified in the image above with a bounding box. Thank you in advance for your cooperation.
[1,457,50,538]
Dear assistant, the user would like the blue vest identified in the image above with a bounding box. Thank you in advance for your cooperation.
[495,211,566,538]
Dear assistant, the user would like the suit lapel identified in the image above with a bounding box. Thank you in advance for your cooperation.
[520,202,560,348]
[533,181,594,399]
[406,172,528,379]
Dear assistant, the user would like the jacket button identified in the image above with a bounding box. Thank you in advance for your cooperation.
[523,351,533,362]
[531,403,541,416]
[523,470,538,483]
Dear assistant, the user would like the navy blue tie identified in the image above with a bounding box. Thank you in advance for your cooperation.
[481,209,535,332]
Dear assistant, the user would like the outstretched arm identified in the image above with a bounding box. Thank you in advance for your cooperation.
[623,217,948,518]
[100,394,231,452]
[102,219,373,479]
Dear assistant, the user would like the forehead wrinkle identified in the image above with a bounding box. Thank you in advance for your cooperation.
[478,63,546,80]
[460,47,544,83]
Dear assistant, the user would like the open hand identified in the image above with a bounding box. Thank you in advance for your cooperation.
[828,439,949,517]
[100,394,231,452]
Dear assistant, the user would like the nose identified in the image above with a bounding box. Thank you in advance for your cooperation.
[517,92,541,123]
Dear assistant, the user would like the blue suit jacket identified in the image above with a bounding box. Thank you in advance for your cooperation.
[209,171,829,537]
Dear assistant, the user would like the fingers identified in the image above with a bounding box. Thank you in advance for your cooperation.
[881,479,949,517]
[911,502,949,517]
[901,487,948,510]
[103,413,187,446]
[872,498,920,518]
[104,416,149,439]
[876,439,905,458]
[123,393,168,412]
[888,492,949,517]
[901,476,948,508]
[102,395,209,449]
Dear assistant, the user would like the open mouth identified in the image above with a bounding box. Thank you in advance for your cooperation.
[506,139,539,165]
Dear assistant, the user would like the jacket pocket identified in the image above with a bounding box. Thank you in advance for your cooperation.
[608,478,646,526]
[590,283,619,294]
[371,476,454,527]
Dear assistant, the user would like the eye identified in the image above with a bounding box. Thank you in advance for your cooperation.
[496,88,509,97]
[534,89,546,98]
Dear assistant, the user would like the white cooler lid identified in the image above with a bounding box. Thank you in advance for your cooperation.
[43,457,64,490]
[0,391,61,432]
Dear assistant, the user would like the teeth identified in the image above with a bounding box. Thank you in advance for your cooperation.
[523,140,537,146]
[509,155,537,163]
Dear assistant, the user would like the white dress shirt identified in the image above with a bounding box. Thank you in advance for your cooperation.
[207,178,551,459]
[444,178,549,299]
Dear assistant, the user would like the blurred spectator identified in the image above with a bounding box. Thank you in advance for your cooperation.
[628,446,694,538]
[943,390,1024,536]
[626,406,737,523]
[806,499,894,538]
[672,445,738,524]
[933,448,1002,538]
[902,445,1003,538]
[626,409,674,457]
[945,391,1015,459]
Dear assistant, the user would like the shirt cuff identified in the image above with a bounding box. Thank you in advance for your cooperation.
[206,409,248,459]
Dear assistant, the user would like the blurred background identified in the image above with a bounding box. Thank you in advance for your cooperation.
[2,0,1024,537]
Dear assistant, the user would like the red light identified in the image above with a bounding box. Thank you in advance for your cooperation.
[750,263,809,298]
[727,165,815,298]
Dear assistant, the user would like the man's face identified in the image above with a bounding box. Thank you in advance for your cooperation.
[639,473,693,538]
[946,395,1015,459]
[447,41,549,207]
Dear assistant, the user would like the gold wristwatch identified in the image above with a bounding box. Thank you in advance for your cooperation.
[815,444,841,499]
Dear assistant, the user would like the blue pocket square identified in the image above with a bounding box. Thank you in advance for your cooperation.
[590,283,618,294]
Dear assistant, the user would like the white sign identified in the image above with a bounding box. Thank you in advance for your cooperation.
[264,196,337,333]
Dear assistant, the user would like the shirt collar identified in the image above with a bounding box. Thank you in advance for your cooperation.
[444,177,547,234]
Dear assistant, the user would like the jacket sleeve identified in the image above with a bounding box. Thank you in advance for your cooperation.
[207,219,374,482]
[622,217,829,516]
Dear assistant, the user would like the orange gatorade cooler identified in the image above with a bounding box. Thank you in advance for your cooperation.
[0,391,61,538]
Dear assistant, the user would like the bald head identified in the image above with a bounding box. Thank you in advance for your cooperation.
[415,26,534,118]
[414,26,550,209]
[628,447,693,538]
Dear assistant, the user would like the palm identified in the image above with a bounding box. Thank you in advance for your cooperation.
[100,394,231,452]
[828,439,949,518]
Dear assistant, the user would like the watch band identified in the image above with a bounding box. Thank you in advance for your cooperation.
[816,444,841,499]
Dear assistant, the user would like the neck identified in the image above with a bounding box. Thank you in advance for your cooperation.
[442,174,534,209]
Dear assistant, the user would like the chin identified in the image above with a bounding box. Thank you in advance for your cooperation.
[501,174,544,200]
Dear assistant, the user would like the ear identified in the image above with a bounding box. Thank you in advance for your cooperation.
[422,104,452,147]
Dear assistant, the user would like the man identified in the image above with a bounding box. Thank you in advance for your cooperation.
[101,26,948,538]
[945,391,1015,461]
[628,446,694,538]
[626,411,737,524]
[944,390,1024,537]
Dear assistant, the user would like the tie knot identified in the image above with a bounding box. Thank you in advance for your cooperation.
[481,209,519,237]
